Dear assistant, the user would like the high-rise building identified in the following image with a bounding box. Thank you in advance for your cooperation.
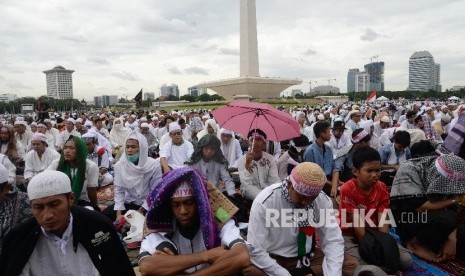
[0,93,18,103]
[144,92,155,101]
[347,69,360,93]
[188,86,208,97]
[355,72,370,93]
[364,62,384,91]
[43,65,74,99]
[408,51,441,92]
[94,95,118,107]
[160,84,179,98]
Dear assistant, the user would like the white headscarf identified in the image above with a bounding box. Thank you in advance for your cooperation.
[197,119,220,140]
[115,131,158,192]
[109,117,131,147]
[220,128,239,166]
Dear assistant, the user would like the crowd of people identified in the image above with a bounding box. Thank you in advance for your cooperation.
[0,99,464,275]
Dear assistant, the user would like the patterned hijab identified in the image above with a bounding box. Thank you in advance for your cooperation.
[146,167,220,250]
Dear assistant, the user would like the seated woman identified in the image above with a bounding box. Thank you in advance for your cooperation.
[390,154,465,262]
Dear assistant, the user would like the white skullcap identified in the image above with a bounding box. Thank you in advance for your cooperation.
[37,123,46,128]
[140,123,149,128]
[317,114,325,120]
[14,120,28,127]
[131,115,137,119]
[75,118,83,123]
[140,117,148,122]
[82,132,97,139]
[168,122,181,133]
[31,133,47,143]
[0,164,9,184]
[66,118,75,124]
[202,115,210,120]
[28,171,72,200]
[441,114,451,123]
[441,105,448,110]
[30,122,37,126]
[380,116,391,123]
[44,119,52,123]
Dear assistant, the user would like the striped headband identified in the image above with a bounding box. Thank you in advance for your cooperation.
[435,156,465,182]
[351,129,369,143]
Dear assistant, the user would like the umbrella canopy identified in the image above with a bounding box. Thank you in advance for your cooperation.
[377,96,389,101]
[211,100,300,141]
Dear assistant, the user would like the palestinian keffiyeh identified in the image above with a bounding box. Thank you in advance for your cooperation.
[391,154,465,200]
[146,167,220,250]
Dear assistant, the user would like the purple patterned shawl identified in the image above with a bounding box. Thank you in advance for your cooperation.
[146,167,220,249]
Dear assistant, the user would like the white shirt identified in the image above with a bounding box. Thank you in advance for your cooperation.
[247,184,344,276]
[59,130,82,148]
[24,148,61,179]
[159,140,194,169]
[0,154,17,184]
[47,159,98,202]
[20,215,99,276]
[326,132,351,158]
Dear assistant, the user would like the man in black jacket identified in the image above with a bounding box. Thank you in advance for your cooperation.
[0,170,135,276]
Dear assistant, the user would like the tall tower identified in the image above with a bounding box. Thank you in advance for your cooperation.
[408,51,440,91]
[240,0,260,77]
[43,65,74,99]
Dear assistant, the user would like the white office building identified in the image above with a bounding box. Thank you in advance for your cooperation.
[43,65,74,99]
[408,51,441,92]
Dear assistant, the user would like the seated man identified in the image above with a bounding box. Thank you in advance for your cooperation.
[82,132,114,187]
[304,122,338,197]
[160,122,194,173]
[340,147,412,275]
[378,130,411,186]
[138,167,250,275]
[0,170,135,275]
[246,162,358,275]
[238,129,281,201]
[390,154,465,262]
[24,133,61,182]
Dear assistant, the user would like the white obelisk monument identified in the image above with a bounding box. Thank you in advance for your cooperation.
[200,0,301,100]
[240,0,260,77]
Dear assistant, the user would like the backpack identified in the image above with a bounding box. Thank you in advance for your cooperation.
[358,228,401,274]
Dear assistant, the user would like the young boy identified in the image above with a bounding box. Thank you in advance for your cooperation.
[340,147,412,274]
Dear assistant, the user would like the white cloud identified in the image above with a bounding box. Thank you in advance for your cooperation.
[111,71,139,81]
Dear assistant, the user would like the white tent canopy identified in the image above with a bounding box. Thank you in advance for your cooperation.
[377,96,389,101]
[448,96,460,101]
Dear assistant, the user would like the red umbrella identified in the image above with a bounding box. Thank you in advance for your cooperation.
[211,100,300,141]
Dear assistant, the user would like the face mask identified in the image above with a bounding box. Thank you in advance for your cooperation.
[127,153,140,163]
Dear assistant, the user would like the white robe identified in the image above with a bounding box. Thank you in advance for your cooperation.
[24,148,61,179]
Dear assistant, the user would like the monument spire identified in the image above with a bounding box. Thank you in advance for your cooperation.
[240,0,260,77]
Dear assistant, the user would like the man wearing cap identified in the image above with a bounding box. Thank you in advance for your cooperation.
[346,110,362,133]
[373,116,391,137]
[139,167,251,275]
[14,120,33,149]
[58,118,81,150]
[238,129,281,202]
[432,113,452,140]
[327,120,351,159]
[246,162,358,275]
[160,122,194,174]
[74,118,88,136]
[24,133,61,182]
[0,170,135,275]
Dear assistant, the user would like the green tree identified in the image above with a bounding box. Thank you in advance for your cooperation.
[210,94,225,101]
[198,93,211,102]
[180,94,196,102]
